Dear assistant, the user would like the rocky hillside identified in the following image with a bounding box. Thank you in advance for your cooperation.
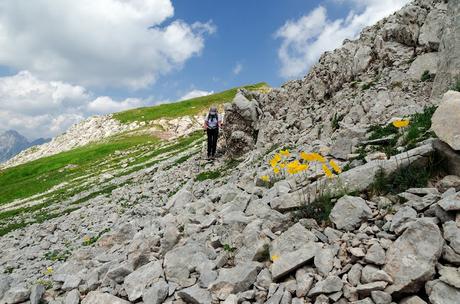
[0,130,49,163]
[1,1,460,304]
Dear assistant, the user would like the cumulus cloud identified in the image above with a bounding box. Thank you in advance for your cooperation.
[180,89,214,100]
[233,63,243,75]
[0,71,151,139]
[0,0,215,89]
[275,0,411,78]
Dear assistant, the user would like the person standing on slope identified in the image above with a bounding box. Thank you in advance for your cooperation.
[204,106,222,160]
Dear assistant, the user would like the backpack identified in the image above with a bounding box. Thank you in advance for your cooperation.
[207,113,219,129]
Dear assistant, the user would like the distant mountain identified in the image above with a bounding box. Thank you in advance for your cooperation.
[0,130,50,163]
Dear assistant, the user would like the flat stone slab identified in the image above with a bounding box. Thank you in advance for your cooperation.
[271,242,320,281]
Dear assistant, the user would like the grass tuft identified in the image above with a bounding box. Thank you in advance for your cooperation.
[195,170,221,181]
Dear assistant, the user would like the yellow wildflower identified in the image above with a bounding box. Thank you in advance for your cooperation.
[329,160,342,174]
[392,119,410,128]
[44,266,54,275]
[300,152,316,162]
[270,154,282,168]
[279,149,290,157]
[301,152,326,163]
[261,175,270,182]
[273,167,280,174]
[271,255,280,262]
[297,163,309,172]
[322,164,334,178]
[287,160,301,174]
[83,235,91,243]
[279,163,286,169]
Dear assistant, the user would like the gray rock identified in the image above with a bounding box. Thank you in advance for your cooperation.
[314,294,330,304]
[270,223,317,256]
[2,285,30,304]
[370,290,391,304]
[353,298,374,304]
[443,221,460,254]
[271,243,319,281]
[81,291,130,304]
[0,276,11,300]
[348,264,363,287]
[443,244,460,265]
[106,262,133,283]
[432,90,460,150]
[295,268,313,297]
[329,196,372,231]
[314,245,335,276]
[426,279,460,304]
[324,227,343,243]
[30,284,45,304]
[438,265,460,288]
[364,243,385,265]
[65,289,81,304]
[223,294,238,304]
[308,276,343,297]
[438,192,460,211]
[209,262,261,298]
[123,260,163,301]
[164,243,214,287]
[400,295,427,304]
[407,52,439,80]
[438,175,460,192]
[177,284,212,304]
[62,275,82,291]
[256,268,272,289]
[143,280,169,304]
[384,219,444,294]
[361,265,393,284]
[389,206,417,234]
[356,281,388,296]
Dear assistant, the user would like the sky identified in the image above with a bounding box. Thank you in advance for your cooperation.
[0,0,411,140]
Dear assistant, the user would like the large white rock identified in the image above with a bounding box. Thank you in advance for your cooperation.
[384,218,444,294]
[432,91,460,150]
[329,196,372,231]
[426,279,460,304]
[407,52,439,80]
[123,260,163,302]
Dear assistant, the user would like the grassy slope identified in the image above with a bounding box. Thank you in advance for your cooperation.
[113,82,269,123]
[0,135,158,206]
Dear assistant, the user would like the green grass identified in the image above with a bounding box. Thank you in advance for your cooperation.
[195,170,221,181]
[292,192,336,224]
[403,106,437,149]
[0,134,158,206]
[113,83,268,123]
[421,70,434,82]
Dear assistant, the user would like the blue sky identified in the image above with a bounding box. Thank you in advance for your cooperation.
[0,0,410,139]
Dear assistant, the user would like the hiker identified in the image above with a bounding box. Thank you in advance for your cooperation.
[204,106,222,159]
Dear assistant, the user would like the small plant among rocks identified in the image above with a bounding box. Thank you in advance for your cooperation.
[223,243,236,253]
[421,70,435,82]
[82,228,110,246]
[44,249,71,262]
[195,170,221,181]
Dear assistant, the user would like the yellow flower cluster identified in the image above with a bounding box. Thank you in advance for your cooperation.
[44,266,54,276]
[392,119,410,128]
[269,149,342,179]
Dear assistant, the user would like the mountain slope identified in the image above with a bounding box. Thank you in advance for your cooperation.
[0,1,459,303]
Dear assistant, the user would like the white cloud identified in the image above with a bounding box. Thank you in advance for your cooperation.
[180,89,214,100]
[275,0,411,78]
[0,0,215,89]
[0,71,151,139]
[233,63,243,75]
[87,97,146,114]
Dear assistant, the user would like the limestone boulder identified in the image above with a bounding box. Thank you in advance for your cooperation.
[329,196,372,231]
[432,91,460,150]
[384,218,444,294]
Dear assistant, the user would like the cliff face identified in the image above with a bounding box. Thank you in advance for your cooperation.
[230,0,456,160]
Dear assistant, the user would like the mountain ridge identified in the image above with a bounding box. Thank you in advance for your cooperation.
[0,130,50,163]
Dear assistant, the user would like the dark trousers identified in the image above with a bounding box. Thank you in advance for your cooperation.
[207,128,219,157]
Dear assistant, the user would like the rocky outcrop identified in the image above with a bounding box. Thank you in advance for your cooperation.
[223,91,261,158]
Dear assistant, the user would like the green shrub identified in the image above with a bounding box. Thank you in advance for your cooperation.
[44,249,71,262]
[195,170,221,181]
[292,192,336,224]
[420,70,434,82]
[403,106,437,149]
[331,113,345,131]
